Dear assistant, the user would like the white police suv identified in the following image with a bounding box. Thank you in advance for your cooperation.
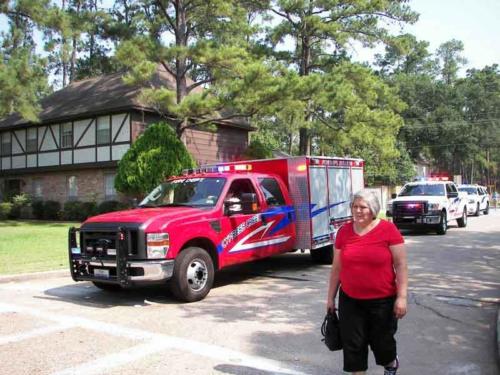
[457,184,490,216]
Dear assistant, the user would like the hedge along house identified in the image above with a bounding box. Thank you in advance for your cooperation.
[0,65,252,204]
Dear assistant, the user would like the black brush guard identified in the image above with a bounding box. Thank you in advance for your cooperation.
[68,226,131,287]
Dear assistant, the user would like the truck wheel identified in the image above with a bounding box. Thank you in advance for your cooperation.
[436,212,447,235]
[170,247,214,302]
[92,282,122,292]
[457,209,467,228]
[484,203,489,215]
[474,203,480,216]
[310,245,333,264]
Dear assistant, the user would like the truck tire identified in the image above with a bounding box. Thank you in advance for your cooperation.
[310,245,333,264]
[170,247,214,302]
[474,203,480,216]
[484,203,489,215]
[436,211,447,235]
[457,208,467,228]
[92,282,122,292]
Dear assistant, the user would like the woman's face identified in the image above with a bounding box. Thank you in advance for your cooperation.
[351,198,374,226]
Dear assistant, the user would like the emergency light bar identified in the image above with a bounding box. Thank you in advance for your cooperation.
[182,164,253,175]
[310,158,364,167]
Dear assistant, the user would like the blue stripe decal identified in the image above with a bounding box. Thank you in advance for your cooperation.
[262,205,295,235]
[311,201,347,218]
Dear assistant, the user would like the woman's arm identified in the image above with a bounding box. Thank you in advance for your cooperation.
[326,248,342,312]
[390,243,408,319]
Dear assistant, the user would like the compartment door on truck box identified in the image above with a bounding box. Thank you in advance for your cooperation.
[327,166,352,224]
[309,166,330,247]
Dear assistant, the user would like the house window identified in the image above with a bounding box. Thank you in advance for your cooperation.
[97,116,111,145]
[67,176,78,200]
[1,132,11,156]
[104,174,117,199]
[32,178,43,199]
[61,123,72,148]
[27,128,37,153]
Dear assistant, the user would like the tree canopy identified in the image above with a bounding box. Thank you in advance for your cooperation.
[1,0,500,189]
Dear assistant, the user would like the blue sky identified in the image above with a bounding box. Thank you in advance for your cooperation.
[342,0,500,72]
[405,0,500,70]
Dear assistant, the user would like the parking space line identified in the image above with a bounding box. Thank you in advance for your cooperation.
[0,302,306,375]
[0,322,75,345]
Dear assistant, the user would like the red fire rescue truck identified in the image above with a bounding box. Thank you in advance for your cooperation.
[69,156,364,302]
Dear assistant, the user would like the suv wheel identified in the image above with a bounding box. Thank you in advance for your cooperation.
[457,209,467,228]
[484,202,489,215]
[170,247,214,302]
[474,203,480,216]
[436,211,447,235]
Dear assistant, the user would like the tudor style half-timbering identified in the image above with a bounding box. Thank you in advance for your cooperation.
[0,66,252,203]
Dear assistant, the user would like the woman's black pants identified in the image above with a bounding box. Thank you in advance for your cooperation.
[338,290,398,372]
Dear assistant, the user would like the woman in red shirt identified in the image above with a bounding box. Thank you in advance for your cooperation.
[326,189,408,375]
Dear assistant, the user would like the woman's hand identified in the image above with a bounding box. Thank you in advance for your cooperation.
[327,298,336,313]
[393,296,407,319]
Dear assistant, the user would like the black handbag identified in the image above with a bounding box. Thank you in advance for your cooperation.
[321,310,342,351]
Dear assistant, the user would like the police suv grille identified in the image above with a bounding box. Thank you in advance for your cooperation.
[393,201,427,216]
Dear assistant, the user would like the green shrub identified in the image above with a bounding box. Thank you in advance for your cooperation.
[97,200,129,214]
[8,193,32,219]
[43,200,61,220]
[62,201,97,221]
[115,122,195,196]
[31,200,44,220]
[0,202,13,220]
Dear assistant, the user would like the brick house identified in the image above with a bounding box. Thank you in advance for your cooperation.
[0,66,252,204]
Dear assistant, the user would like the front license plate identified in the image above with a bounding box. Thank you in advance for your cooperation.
[94,268,109,278]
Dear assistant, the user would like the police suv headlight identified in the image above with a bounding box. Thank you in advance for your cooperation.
[146,233,170,259]
[428,203,440,211]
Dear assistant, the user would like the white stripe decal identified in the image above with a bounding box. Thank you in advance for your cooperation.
[0,303,305,375]
[229,220,290,252]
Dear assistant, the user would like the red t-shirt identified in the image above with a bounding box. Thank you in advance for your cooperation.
[335,219,404,299]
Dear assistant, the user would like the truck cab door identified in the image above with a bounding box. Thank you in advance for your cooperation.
[217,177,295,267]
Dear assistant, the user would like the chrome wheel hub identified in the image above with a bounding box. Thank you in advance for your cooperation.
[186,259,208,291]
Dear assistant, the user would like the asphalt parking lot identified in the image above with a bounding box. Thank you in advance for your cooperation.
[1,211,499,374]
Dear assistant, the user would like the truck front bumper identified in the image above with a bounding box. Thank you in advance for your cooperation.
[70,258,174,285]
[392,213,441,227]
[69,226,174,287]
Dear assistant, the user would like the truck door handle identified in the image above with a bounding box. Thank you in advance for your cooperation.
[261,214,267,225]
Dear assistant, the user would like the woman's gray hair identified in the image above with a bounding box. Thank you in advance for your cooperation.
[351,189,380,219]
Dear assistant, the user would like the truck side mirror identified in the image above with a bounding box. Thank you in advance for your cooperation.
[224,197,242,215]
[391,193,397,199]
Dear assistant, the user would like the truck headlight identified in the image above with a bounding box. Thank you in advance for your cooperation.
[428,203,440,210]
[146,233,170,259]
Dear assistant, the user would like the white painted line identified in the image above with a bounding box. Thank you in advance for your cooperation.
[52,340,172,375]
[0,322,75,345]
[0,303,306,375]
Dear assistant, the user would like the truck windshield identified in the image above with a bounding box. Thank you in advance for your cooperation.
[139,178,226,208]
[399,184,445,196]
[458,187,477,195]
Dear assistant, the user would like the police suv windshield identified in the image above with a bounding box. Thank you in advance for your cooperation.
[139,177,226,208]
[458,187,477,195]
[399,183,445,196]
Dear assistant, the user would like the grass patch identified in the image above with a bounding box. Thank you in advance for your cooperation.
[0,220,79,275]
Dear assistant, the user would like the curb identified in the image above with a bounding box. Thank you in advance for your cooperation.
[0,269,69,283]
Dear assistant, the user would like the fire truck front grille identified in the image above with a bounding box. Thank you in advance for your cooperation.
[393,201,427,216]
[79,225,142,259]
